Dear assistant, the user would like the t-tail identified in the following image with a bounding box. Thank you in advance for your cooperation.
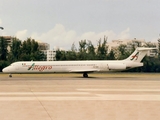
[124,47,156,62]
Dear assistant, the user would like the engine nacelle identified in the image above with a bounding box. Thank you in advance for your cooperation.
[108,63,126,70]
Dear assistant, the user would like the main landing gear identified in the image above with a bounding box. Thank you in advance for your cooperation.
[83,72,88,78]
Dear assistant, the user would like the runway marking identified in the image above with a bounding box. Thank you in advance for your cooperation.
[77,88,160,92]
[96,94,160,101]
[0,95,160,101]
[0,92,90,95]
[0,92,160,101]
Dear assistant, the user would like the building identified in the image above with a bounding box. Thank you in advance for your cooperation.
[36,40,50,50]
[42,50,56,61]
[0,36,13,52]
[36,40,57,61]
[107,38,146,53]
[107,38,157,57]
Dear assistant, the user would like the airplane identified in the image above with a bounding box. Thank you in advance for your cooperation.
[2,47,156,78]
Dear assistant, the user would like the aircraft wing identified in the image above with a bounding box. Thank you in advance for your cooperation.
[69,69,100,73]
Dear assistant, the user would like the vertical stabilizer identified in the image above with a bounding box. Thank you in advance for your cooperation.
[125,47,156,62]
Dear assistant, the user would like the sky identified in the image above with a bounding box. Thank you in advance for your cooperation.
[0,0,160,50]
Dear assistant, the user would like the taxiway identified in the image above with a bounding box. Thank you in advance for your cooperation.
[0,73,160,120]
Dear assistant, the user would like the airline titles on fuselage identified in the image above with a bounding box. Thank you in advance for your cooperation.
[22,63,52,72]
[22,63,97,72]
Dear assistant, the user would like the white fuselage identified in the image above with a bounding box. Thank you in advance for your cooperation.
[2,60,143,73]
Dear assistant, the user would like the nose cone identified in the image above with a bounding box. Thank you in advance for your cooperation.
[2,67,9,73]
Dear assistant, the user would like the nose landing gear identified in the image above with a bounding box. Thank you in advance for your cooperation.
[9,74,12,77]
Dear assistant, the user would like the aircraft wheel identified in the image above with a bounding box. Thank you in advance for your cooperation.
[83,73,88,78]
[9,74,12,78]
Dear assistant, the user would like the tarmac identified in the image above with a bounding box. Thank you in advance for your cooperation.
[0,73,160,120]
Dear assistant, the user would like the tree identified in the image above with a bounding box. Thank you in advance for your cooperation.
[107,49,115,60]
[96,36,108,60]
[71,43,77,52]
[86,40,96,60]
[0,37,9,71]
[8,37,22,62]
[0,60,9,72]
[0,37,8,60]
[78,40,87,60]
[117,44,131,60]
[65,51,77,60]
[158,38,160,61]
[56,49,66,60]
[20,38,46,61]
[56,49,62,60]
[67,43,77,60]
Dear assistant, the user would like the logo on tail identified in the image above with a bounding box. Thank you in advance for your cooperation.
[130,52,139,61]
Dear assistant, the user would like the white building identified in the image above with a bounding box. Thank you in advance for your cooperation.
[36,40,57,61]
[107,38,157,57]
[107,38,146,53]
[43,50,56,61]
